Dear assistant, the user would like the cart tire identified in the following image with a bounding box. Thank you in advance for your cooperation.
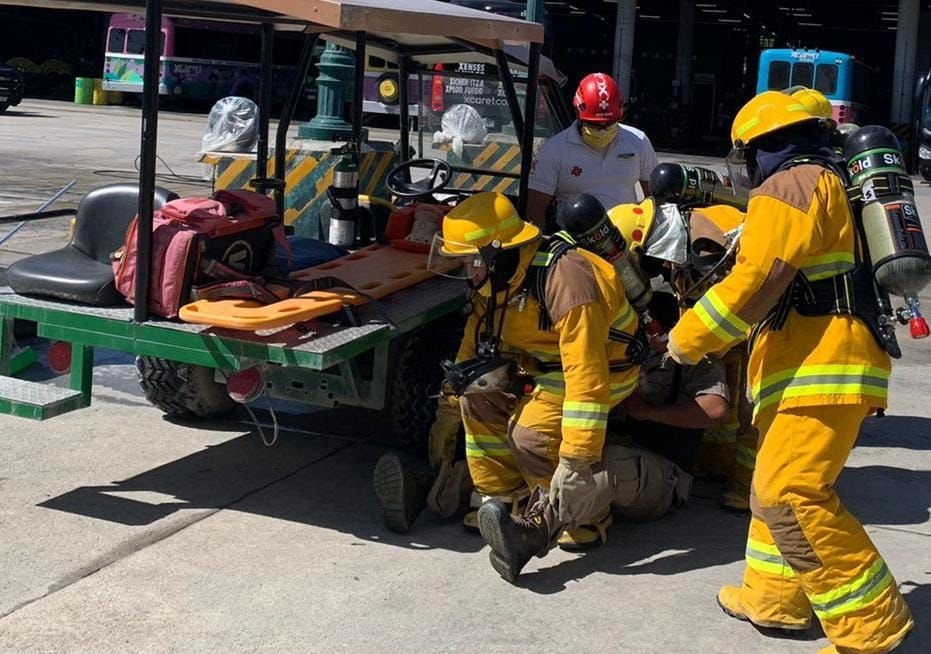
[136,356,236,419]
[388,313,465,453]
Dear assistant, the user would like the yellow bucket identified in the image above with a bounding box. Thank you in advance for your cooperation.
[92,79,109,106]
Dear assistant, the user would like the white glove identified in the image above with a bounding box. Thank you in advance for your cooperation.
[549,457,600,526]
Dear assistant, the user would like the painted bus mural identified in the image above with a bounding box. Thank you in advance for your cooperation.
[102,13,314,106]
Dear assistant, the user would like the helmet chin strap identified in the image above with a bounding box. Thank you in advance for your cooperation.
[469,241,516,360]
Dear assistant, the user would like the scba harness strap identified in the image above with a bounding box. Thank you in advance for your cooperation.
[524,232,650,372]
[766,156,901,358]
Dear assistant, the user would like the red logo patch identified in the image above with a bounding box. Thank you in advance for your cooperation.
[571,166,583,177]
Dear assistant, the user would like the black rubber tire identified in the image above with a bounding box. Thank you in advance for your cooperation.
[387,312,466,453]
[135,356,237,419]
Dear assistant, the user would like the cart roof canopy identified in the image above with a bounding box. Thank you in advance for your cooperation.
[0,0,545,66]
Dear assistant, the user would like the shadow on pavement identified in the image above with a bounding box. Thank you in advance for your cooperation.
[899,579,931,653]
[35,413,925,576]
[838,465,931,527]
[859,415,931,450]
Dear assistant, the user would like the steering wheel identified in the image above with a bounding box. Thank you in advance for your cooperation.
[385,158,453,198]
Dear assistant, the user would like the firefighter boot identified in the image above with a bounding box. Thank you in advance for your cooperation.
[462,490,527,533]
[557,508,613,551]
[373,452,434,534]
[716,585,811,631]
[478,500,549,583]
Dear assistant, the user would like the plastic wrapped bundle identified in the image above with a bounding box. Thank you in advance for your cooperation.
[201,96,259,153]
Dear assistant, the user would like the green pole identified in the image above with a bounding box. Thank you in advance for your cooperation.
[526,0,544,24]
[299,41,354,140]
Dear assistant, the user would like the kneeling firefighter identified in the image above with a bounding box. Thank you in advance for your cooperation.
[458,193,647,582]
[667,90,915,653]
[373,192,642,544]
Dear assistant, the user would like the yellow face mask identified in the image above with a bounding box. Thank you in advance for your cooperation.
[580,122,618,149]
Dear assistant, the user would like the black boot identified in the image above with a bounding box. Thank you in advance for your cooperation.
[373,452,435,534]
[477,500,550,583]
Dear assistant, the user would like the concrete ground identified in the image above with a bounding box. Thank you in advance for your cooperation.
[0,99,928,653]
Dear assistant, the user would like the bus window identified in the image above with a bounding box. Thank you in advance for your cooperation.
[767,61,790,90]
[814,64,837,95]
[790,62,814,88]
[126,29,146,55]
[756,49,874,126]
[107,28,126,53]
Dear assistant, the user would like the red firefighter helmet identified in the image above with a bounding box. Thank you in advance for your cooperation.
[573,72,623,123]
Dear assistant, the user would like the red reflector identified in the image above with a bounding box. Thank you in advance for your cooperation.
[47,341,72,375]
[910,316,930,339]
[632,229,644,243]
[227,367,264,403]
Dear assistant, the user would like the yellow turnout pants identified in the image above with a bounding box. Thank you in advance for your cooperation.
[739,405,913,652]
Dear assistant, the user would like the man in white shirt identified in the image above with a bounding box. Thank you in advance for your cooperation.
[527,72,658,231]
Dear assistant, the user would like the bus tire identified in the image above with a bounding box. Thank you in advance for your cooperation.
[387,312,465,454]
[136,355,236,419]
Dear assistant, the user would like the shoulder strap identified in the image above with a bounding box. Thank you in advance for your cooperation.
[524,232,577,331]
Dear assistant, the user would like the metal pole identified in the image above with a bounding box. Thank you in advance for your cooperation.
[612,0,637,100]
[517,42,541,219]
[526,0,543,24]
[351,31,367,146]
[398,55,410,163]
[275,32,319,219]
[253,22,274,188]
[891,0,920,124]
[495,48,525,138]
[134,0,162,323]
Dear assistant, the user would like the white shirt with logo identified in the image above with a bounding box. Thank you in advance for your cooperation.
[529,121,658,210]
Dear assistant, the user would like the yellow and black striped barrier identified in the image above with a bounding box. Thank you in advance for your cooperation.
[444,140,522,195]
[202,144,397,237]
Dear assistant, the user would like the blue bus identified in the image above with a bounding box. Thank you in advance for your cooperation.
[756,48,876,125]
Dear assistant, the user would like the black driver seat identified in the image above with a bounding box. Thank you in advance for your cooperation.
[6,183,178,306]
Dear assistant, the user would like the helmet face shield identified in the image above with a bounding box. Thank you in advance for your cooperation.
[642,203,690,266]
[726,147,755,194]
[427,232,482,280]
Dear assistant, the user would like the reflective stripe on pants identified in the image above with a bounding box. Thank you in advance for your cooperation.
[737,405,913,652]
[461,392,525,497]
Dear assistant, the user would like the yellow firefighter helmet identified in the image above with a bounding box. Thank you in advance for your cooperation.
[731,90,818,147]
[438,192,540,256]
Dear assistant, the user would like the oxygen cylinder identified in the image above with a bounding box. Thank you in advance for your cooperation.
[844,125,931,338]
[327,149,360,248]
[555,194,652,313]
[650,163,749,211]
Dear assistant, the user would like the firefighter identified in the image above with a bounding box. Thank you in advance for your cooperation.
[675,203,758,513]
[667,91,914,653]
[373,192,641,542]
[411,191,642,581]
[526,72,657,231]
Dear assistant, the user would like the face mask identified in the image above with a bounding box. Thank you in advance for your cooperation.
[580,123,618,149]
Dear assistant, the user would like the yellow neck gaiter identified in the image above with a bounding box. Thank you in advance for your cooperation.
[580,123,618,150]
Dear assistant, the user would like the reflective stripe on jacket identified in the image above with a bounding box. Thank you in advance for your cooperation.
[458,244,639,462]
[668,164,890,419]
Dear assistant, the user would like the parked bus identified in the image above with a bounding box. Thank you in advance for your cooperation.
[102,13,313,106]
[912,69,931,180]
[756,48,876,125]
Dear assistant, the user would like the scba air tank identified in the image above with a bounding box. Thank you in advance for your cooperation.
[326,149,360,247]
[650,163,749,211]
[844,125,931,338]
[555,194,652,313]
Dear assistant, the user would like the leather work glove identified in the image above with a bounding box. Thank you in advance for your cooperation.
[427,396,462,469]
[549,457,600,527]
